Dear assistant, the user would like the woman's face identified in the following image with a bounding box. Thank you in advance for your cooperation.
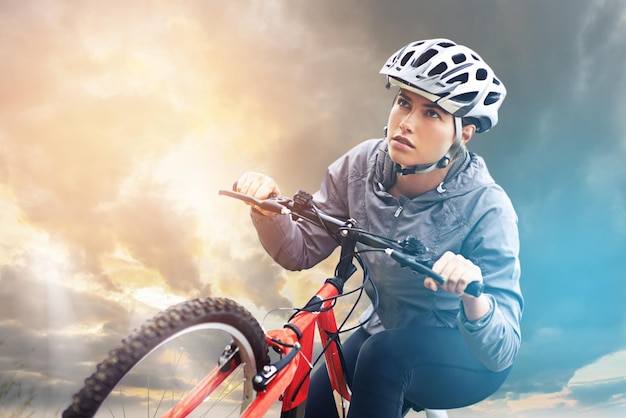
[386,89,456,168]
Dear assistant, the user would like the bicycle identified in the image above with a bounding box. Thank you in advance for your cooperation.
[62,188,483,418]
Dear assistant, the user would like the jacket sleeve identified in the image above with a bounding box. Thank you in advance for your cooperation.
[249,154,353,271]
[250,209,339,271]
[457,189,524,372]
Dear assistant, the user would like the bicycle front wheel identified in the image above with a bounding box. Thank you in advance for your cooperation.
[63,297,269,418]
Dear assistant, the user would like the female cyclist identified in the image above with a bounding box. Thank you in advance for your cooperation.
[236,38,523,417]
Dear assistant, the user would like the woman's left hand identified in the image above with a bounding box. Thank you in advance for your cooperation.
[425,251,491,320]
[424,251,483,296]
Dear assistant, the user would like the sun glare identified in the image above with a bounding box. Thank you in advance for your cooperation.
[0,186,34,265]
[131,286,187,311]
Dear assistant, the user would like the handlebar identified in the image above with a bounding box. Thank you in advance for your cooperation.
[218,189,484,297]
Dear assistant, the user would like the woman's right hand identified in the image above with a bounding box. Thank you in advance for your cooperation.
[235,171,282,216]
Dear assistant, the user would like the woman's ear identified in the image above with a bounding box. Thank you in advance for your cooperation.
[461,124,476,145]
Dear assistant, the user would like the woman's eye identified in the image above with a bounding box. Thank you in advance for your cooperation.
[397,98,410,108]
[426,109,441,118]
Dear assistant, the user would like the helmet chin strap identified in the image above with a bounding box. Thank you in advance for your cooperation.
[394,117,463,176]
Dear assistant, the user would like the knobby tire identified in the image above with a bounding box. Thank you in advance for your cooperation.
[63,297,269,418]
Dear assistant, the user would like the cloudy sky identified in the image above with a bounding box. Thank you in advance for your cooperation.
[1,0,625,417]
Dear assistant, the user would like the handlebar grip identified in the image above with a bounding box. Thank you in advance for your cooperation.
[257,200,291,215]
[385,249,484,297]
[464,281,484,297]
[218,190,291,215]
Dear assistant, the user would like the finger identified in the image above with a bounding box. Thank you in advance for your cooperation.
[446,256,472,283]
[431,251,455,273]
[433,252,479,295]
[236,172,273,199]
[423,277,439,292]
[448,266,473,294]
[457,264,482,294]
[254,182,278,201]
[433,252,462,280]
[235,172,254,194]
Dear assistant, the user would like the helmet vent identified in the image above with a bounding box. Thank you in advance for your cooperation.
[414,48,438,67]
[400,50,415,66]
[453,91,479,103]
[428,62,448,76]
[476,68,488,81]
[484,92,501,106]
[452,53,467,64]
[438,42,455,48]
[447,73,469,84]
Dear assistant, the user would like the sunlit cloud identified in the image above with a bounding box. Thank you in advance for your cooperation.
[467,350,626,417]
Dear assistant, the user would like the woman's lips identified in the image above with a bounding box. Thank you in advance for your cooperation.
[392,136,415,149]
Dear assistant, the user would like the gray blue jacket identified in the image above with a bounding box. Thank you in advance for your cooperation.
[251,138,523,371]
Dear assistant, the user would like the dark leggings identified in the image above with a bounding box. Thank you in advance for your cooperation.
[304,327,511,418]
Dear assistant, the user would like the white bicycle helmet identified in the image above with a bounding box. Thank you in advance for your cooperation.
[380,38,506,133]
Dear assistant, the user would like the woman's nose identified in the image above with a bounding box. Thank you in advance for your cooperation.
[399,116,414,133]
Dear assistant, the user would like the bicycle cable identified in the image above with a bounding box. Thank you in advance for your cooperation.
[334,250,381,334]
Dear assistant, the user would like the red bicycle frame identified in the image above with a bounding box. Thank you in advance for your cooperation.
[162,278,351,418]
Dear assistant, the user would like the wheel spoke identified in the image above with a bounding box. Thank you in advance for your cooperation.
[62,298,269,418]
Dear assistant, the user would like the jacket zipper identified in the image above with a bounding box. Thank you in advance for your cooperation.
[389,204,404,238]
